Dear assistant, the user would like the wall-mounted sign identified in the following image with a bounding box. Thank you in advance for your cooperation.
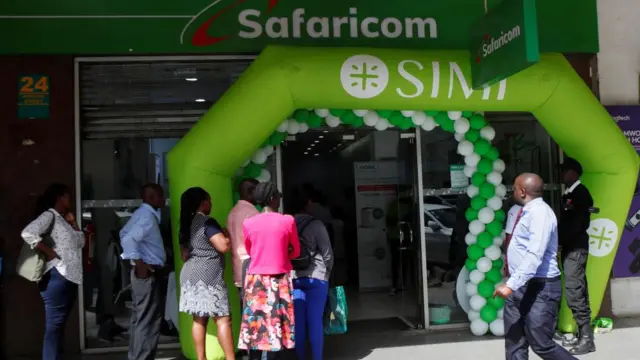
[469,0,540,89]
[18,74,50,119]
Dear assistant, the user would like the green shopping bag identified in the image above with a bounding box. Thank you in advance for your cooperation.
[324,286,348,335]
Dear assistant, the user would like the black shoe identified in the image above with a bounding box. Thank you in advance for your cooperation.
[569,325,596,355]
[562,335,579,347]
[553,332,565,341]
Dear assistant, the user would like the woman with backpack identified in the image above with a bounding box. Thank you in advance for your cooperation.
[292,195,334,360]
[20,183,84,360]
[238,182,300,360]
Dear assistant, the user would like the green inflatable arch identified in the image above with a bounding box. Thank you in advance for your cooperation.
[168,46,638,359]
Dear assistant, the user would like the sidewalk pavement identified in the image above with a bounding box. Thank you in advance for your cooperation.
[82,317,640,360]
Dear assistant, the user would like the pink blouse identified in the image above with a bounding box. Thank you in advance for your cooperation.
[243,212,300,275]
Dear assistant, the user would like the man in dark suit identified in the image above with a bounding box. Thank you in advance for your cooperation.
[558,158,596,355]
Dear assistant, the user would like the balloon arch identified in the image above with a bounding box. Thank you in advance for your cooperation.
[167,46,639,360]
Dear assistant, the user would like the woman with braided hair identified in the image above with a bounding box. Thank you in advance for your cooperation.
[238,182,300,360]
[178,187,235,360]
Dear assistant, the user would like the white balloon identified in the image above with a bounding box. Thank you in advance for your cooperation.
[458,140,474,156]
[375,118,390,131]
[478,207,495,224]
[468,310,481,322]
[470,319,490,336]
[469,220,485,235]
[314,108,330,118]
[263,146,274,156]
[485,245,502,261]
[298,123,309,133]
[495,184,507,198]
[493,236,504,247]
[465,153,481,167]
[241,159,250,167]
[480,126,496,141]
[353,109,369,117]
[287,121,300,134]
[277,120,290,133]
[454,132,465,142]
[454,117,471,134]
[464,165,477,178]
[326,115,341,128]
[402,110,416,117]
[469,294,487,311]
[411,112,426,126]
[476,257,493,273]
[497,309,504,319]
[466,282,478,296]
[465,233,477,245]
[489,319,505,336]
[469,270,485,285]
[252,149,268,164]
[467,184,479,198]
[363,111,380,126]
[493,159,506,173]
[256,169,271,183]
[448,111,463,121]
[421,116,437,131]
[487,171,503,186]
[487,196,503,211]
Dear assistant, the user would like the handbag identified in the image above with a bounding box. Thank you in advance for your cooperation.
[323,285,348,335]
[15,211,56,282]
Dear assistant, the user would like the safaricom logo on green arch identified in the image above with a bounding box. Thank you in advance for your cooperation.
[475,25,522,63]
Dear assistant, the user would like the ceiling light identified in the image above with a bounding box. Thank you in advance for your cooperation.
[310,143,315,147]
[185,78,198,82]
[323,130,329,133]
[314,153,319,156]
[319,135,324,139]
[304,152,308,155]
[314,140,319,143]
[195,98,205,103]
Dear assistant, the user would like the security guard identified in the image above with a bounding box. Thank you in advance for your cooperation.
[558,158,596,355]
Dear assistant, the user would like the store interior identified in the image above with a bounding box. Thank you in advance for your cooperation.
[77,59,562,348]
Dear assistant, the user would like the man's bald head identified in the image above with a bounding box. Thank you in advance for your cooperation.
[141,183,165,209]
[238,178,259,204]
[513,173,544,205]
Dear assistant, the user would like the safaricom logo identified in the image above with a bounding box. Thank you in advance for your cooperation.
[182,0,438,47]
[475,26,522,63]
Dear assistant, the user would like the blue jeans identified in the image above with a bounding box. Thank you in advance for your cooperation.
[38,268,77,360]
[293,277,329,360]
[504,277,577,360]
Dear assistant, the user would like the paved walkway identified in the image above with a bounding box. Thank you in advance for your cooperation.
[83,318,639,360]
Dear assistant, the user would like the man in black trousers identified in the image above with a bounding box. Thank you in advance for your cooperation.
[558,158,596,355]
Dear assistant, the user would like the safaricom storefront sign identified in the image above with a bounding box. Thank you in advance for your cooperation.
[0,0,598,54]
[469,0,540,89]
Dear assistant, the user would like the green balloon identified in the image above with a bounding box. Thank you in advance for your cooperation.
[389,113,404,126]
[477,232,493,248]
[308,114,323,128]
[486,220,503,236]
[492,257,504,269]
[486,147,500,161]
[495,209,506,222]
[330,109,347,117]
[465,129,480,143]
[426,110,439,116]
[471,172,486,187]
[465,258,477,271]
[441,118,456,133]
[480,304,498,322]
[478,280,495,298]
[377,109,393,118]
[485,268,502,283]
[398,117,413,130]
[487,295,505,309]
[470,196,487,210]
[477,158,493,174]
[293,109,310,123]
[467,244,484,261]
[243,163,262,178]
[269,132,287,146]
[341,112,357,125]
[465,208,479,222]
[479,182,496,199]
[352,116,364,128]
[435,112,455,132]
[462,111,473,117]
[475,139,491,156]
[470,114,487,130]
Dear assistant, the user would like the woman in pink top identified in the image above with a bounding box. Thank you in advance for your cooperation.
[238,182,300,360]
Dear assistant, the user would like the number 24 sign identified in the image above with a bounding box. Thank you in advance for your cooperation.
[19,75,49,94]
[18,74,50,119]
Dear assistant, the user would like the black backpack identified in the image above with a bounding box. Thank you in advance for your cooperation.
[291,216,319,271]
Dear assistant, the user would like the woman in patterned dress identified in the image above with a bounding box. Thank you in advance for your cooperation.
[239,182,300,360]
[178,187,235,360]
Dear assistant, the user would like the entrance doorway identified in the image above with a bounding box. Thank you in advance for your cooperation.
[280,126,424,330]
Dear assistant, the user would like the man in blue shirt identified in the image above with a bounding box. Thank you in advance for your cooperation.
[120,184,166,360]
[494,173,577,360]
